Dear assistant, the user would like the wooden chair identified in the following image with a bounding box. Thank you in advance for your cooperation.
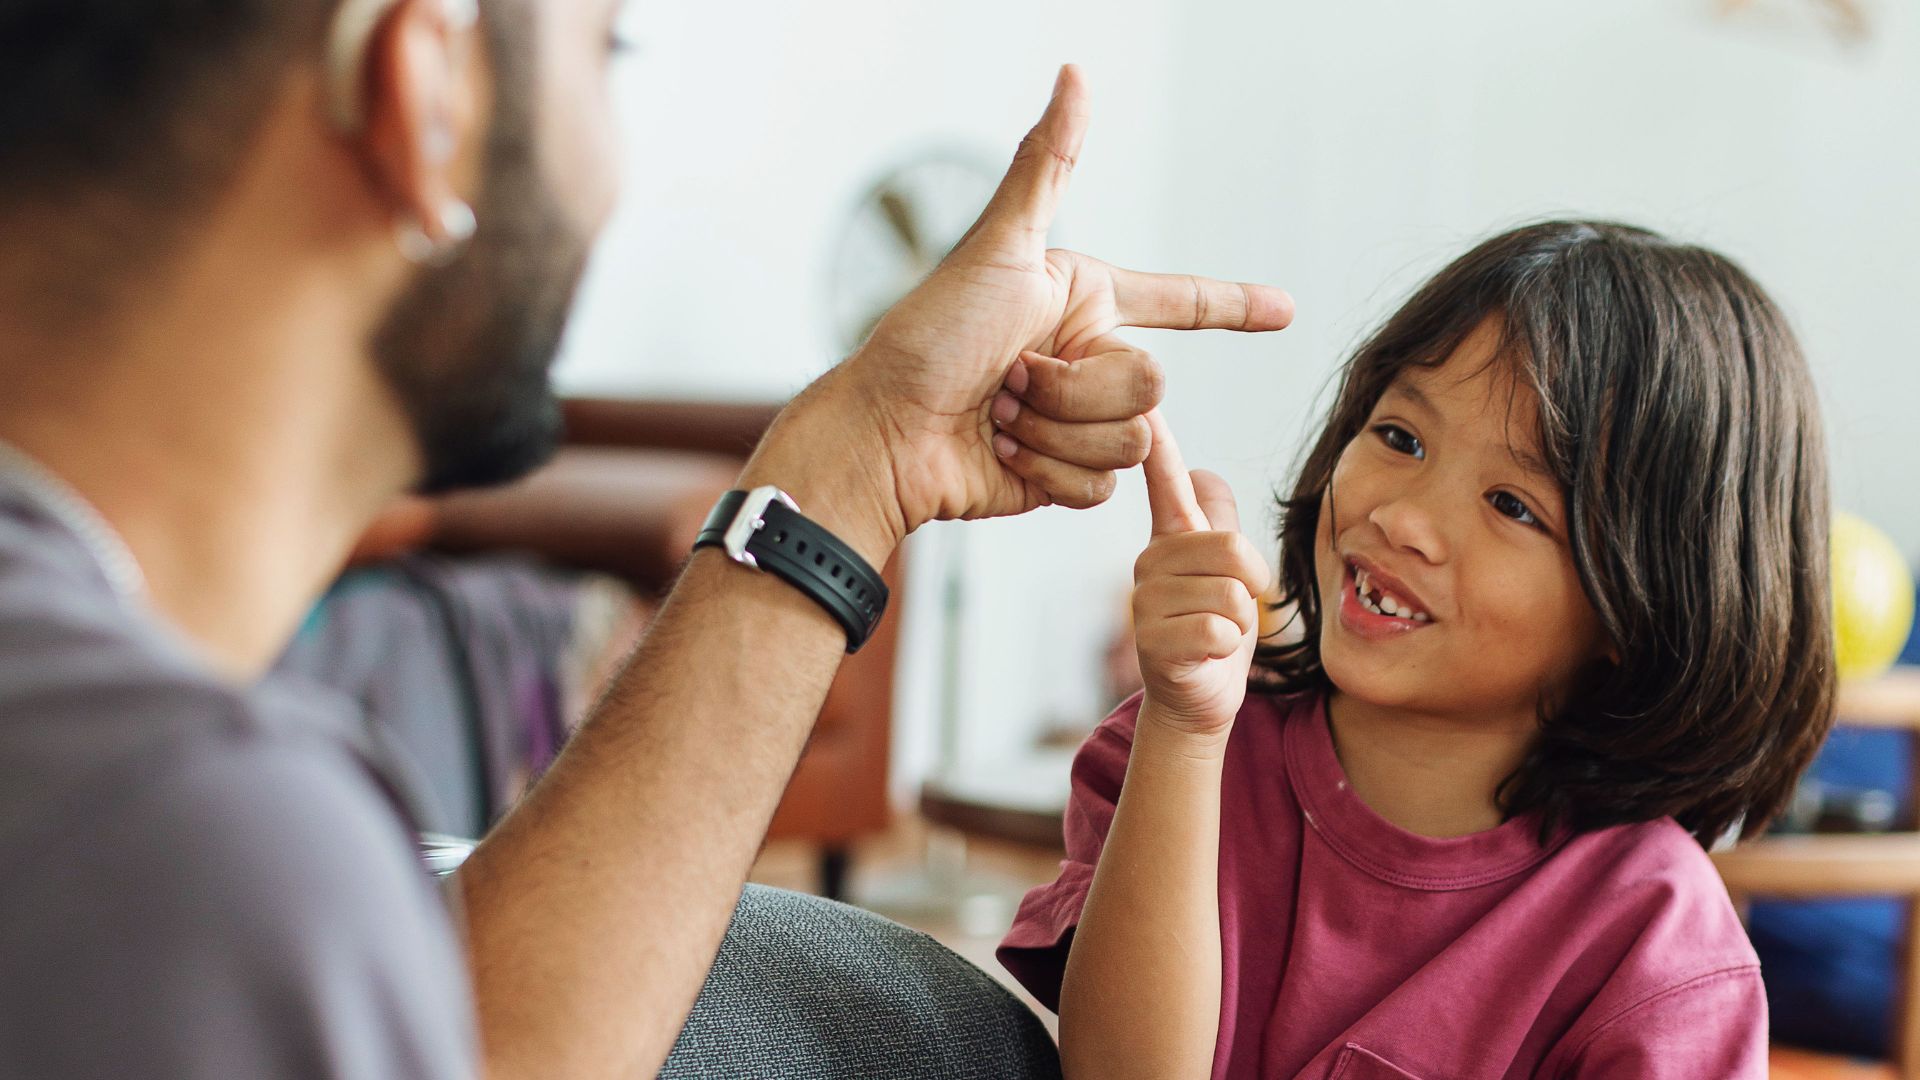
[1714,668,1920,1080]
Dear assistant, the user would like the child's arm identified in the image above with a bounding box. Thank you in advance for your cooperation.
[1058,413,1268,1080]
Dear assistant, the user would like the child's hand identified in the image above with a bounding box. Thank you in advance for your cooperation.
[1132,411,1270,736]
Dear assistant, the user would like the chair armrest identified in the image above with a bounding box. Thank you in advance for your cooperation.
[428,446,741,595]
[562,397,783,456]
[660,885,1061,1080]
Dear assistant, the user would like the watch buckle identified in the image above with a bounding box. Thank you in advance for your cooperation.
[722,485,799,570]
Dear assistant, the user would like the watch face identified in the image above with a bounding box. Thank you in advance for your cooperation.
[831,151,999,354]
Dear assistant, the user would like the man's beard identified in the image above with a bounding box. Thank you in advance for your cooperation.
[370,21,590,495]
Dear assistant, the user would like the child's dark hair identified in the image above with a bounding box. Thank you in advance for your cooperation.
[1255,220,1835,847]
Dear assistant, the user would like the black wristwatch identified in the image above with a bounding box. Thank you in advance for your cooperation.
[693,487,890,653]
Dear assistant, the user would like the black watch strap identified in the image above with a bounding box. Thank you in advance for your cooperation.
[693,487,890,653]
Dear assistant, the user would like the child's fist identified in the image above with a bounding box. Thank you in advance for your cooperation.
[1132,412,1271,735]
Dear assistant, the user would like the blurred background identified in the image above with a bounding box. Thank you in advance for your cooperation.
[329,1,1920,1074]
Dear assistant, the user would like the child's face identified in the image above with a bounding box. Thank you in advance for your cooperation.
[1314,320,1609,724]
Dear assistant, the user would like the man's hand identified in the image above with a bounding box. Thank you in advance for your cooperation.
[769,65,1292,561]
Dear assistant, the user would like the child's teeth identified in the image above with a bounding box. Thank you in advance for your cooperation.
[1352,565,1431,622]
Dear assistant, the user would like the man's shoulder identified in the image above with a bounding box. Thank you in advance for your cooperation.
[0,558,433,928]
[0,555,478,1075]
[1,712,440,927]
[0,494,445,961]
[0,533,378,851]
[0,720,479,1077]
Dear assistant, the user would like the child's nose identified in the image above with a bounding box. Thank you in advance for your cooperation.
[1366,495,1449,565]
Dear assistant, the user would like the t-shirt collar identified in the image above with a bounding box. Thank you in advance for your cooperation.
[0,439,148,606]
[1285,694,1563,891]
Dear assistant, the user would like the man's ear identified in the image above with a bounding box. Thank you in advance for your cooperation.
[351,0,485,262]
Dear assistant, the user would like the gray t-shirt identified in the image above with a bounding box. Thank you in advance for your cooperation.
[0,475,477,1077]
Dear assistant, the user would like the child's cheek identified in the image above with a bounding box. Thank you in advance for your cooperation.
[1313,484,1342,592]
[1324,443,1363,532]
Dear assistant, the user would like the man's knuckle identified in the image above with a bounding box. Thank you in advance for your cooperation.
[1134,355,1168,413]
[1013,134,1077,182]
[1029,365,1069,416]
[1053,372,1081,417]
[1008,409,1044,447]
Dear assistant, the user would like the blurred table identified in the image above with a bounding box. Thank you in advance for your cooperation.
[919,749,1074,852]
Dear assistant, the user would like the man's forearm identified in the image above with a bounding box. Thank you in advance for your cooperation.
[453,384,901,1080]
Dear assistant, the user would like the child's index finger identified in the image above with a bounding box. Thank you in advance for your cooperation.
[1144,409,1210,535]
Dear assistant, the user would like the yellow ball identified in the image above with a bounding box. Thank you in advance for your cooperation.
[1832,512,1915,681]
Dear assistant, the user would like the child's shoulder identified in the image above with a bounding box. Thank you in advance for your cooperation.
[1558,815,1733,906]
[1548,815,1757,983]
[1538,817,1761,1062]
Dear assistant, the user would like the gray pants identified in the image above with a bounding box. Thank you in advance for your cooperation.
[661,886,1063,1079]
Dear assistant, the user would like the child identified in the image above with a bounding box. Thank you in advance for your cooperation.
[999,221,1834,1079]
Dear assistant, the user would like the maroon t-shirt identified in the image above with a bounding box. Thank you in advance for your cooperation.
[999,692,1766,1079]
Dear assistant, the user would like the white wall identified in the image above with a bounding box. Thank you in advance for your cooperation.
[556,0,1920,795]
[556,0,1178,398]
[1151,0,1920,551]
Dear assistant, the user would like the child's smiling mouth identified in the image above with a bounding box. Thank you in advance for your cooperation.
[1339,557,1436,637]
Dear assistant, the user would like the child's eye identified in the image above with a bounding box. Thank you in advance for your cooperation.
[1372,424,1424,460]
[1489,491,1540,527]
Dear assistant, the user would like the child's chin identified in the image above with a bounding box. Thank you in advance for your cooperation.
[1322,648,1429,710]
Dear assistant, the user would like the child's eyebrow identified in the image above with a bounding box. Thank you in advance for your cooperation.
[1509,445,1555,482]
[1380,381,1434,413]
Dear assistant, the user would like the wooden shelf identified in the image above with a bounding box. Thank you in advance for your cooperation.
[1716,834,1920,896]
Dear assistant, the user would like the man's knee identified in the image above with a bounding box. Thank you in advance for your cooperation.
[661,885,1061,1079]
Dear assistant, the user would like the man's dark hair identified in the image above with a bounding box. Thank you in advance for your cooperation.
[0,3,330,212]
[1255,220,1836,848]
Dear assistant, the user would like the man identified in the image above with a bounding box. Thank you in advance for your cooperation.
[0,0,1291,1075]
